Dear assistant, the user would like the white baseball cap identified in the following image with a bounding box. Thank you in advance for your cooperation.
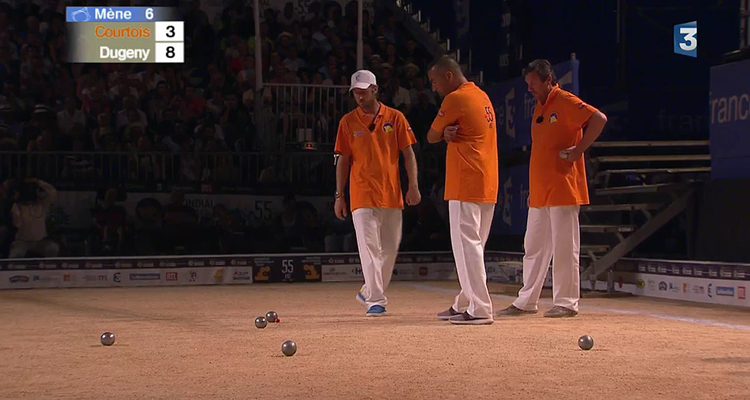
[350,70,377,91]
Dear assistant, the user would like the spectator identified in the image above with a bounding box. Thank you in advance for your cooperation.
[277,2,297,29]
[88,187,129,255]
[116,95,147,132]
[57,97,85,135]
[8,178,59,258]
[0,178,17,257]
[0,0,443,256]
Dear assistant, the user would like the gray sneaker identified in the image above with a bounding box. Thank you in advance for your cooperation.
[495,305,538,316]
[437,307,462,320]
[544,306,578,318]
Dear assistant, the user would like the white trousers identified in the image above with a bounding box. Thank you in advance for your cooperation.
[513,206,581,312]
[449,201,495,319]
[352,208,402,308]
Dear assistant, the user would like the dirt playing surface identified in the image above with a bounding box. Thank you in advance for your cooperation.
[1,281,749,400]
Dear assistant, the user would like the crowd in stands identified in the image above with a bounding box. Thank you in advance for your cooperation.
[0,0,440,173]
[0,0,453,258]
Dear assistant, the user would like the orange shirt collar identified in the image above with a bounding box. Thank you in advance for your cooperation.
[540,85,561,110]
[458,81,474,91]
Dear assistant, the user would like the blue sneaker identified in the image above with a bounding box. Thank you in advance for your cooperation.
[366,305,387,317]
[356,290,366,307]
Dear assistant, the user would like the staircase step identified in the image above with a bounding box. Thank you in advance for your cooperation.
[581,203,662,212]
[581,244,611,253]
[593,155,710,163]
[598,167,711,176]
[581,224,636,233]
[596,183,687,196]
[591,140,709,148]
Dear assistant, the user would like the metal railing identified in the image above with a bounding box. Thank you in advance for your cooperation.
[0,151,336,189]
[263,83,354,150]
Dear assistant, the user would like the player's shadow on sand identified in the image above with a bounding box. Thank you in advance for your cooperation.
[702,357,750,364]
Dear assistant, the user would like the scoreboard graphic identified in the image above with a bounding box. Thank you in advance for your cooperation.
[66,7,184,63]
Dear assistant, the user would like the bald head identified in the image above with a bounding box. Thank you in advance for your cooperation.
[427,55,467,98]
[429,55,464,76]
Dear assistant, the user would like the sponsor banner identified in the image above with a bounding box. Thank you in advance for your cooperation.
[162,269,182,285]
[709,58,750,180]
[636,261,750,281]
[301,256,322,282]
[211,268,226,284]
[253,257,276,283]
[487,60,580,153]
[321,263,364,282]
[228,267,253,284]
[252,255,322,283]
[3,261,61,271]
[412,263,457,281]
[79,271,112,287]
[126,269,162,286]
[321,265,359,283]
[392,264,416,281]
[624,273,748,307]
[485,261,522,284]
[321,264,454,283]
[3,272,33,289]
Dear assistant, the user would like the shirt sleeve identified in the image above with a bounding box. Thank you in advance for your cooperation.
[334,118,351,156]
[395,111,417,150]
[560,92,598,130]
[430,93,462,133]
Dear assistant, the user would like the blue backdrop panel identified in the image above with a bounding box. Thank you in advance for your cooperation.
[492,164,529,236]
[709,59,750,180]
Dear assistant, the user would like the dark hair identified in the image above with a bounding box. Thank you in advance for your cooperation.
[523,59,557,84]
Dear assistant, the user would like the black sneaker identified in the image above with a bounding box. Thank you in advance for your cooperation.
[543,306,578,318]
[495,305,538,317]
[437,307,462,320]
[449,311,493,325]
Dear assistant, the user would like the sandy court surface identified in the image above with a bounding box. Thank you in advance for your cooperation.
[1,281,749,400]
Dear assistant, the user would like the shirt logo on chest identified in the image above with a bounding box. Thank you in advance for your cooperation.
[383,122,394,133]
[353,130,365,137]
[549,113,558,124]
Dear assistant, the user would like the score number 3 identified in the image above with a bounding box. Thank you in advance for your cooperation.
[155,21,184,63]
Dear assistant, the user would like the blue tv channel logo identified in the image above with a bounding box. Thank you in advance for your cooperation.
[674,21,697,58]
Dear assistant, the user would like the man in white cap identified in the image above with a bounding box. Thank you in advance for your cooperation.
[333,70,421,316]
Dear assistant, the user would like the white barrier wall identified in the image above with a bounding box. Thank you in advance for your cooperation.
[1,253,749,309]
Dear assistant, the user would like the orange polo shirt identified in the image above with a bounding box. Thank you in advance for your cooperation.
[334,104,417,212]
[528,86,598,208]
[431,82,499,204]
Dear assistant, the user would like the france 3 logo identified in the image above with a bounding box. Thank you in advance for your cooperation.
[674,21,697,58]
